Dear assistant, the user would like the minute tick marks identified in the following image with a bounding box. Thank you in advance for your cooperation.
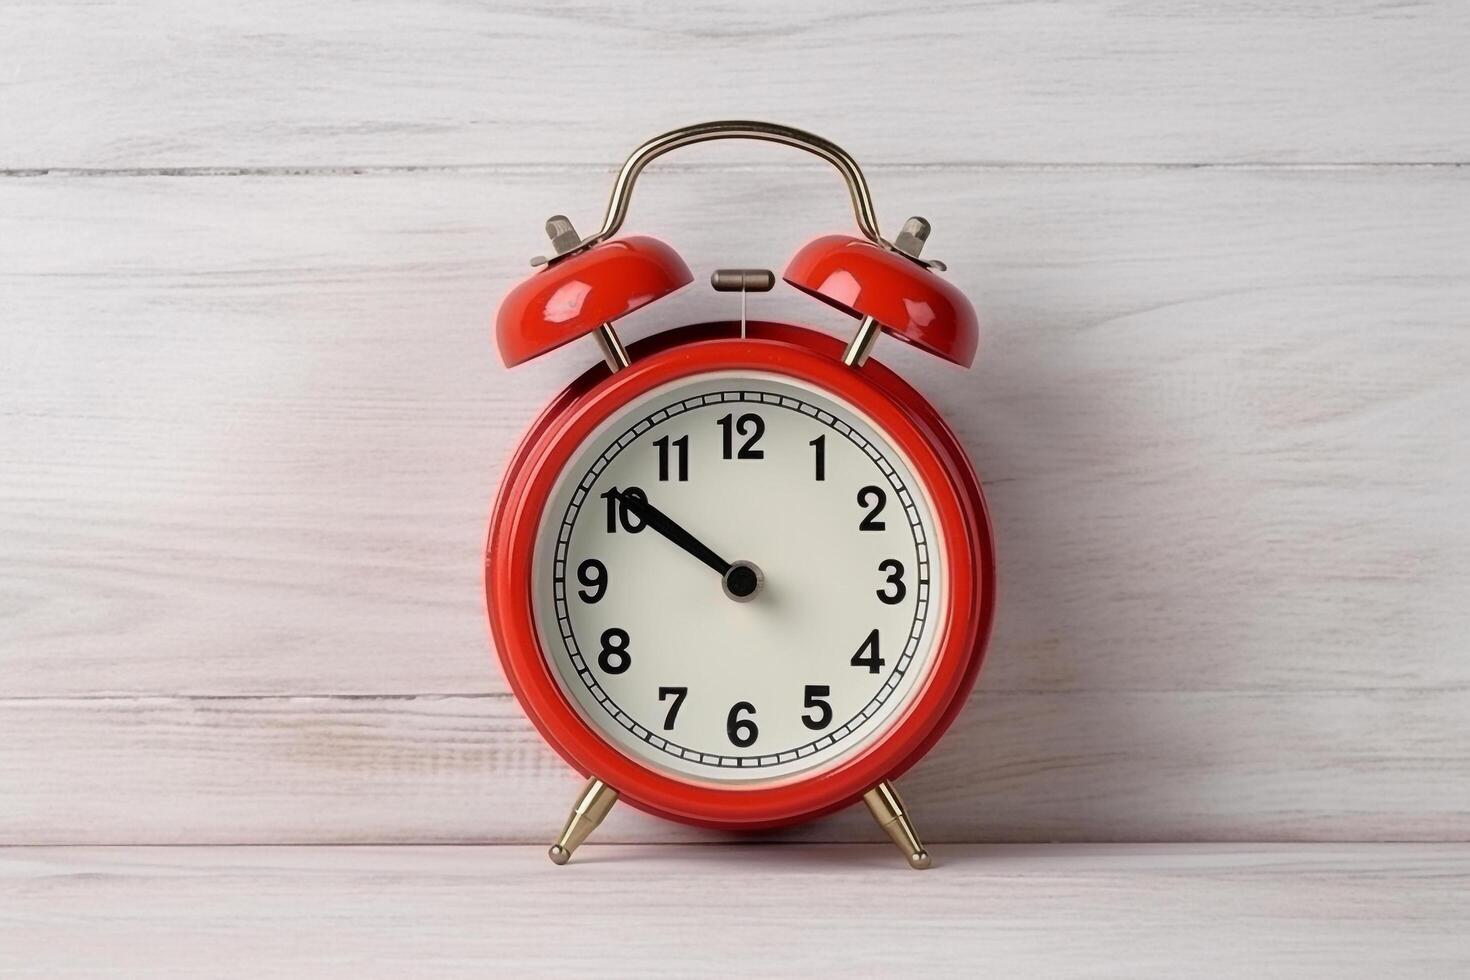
[536,377,939,780]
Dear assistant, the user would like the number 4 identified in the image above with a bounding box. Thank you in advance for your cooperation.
[850,629,885,674]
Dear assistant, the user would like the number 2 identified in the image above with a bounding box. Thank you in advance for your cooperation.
[857,485,886,530]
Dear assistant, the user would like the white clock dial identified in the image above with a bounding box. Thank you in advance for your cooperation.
[532,372,946,782]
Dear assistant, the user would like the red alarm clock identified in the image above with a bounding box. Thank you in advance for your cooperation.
[487,122,995,869]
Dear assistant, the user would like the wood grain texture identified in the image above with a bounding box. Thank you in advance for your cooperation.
[4,169,1467,700]
[3,1,1469,168]
[1,691,1465,844]
[2,844,1467,977]
[4,0,1469,858]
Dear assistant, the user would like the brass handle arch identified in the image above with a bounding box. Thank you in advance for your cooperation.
[537,120,894,264]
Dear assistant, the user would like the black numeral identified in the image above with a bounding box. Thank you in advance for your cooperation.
[718,413,765,459]
[576,558,607,603]
[658,686,687,730]
[598,627,632,674]
[653,434,688,482]
[802,685,832,730]
[857,485,887,530]
[726,701,759,747]
[601,486,647,533]
[876,559,905,604]
[850,629,885,674]
[810,434,826,481]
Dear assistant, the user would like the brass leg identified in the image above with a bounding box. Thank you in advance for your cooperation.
[862,780,932,870]
[548,777,619,866]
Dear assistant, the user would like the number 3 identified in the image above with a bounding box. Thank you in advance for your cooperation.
[876,559,905,604]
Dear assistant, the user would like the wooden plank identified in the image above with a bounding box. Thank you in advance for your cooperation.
[2,1,1469,168]
[1,844,1467,976]
[1,691,1466,844]
[3,168,1467,698]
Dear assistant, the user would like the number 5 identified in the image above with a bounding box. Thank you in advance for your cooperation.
[802,684,832,730]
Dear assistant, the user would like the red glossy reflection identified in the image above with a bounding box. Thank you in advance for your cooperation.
[784,235,978,367]
[496,237,693,367]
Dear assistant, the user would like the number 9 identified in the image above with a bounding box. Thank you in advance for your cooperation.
[577,558,607,603]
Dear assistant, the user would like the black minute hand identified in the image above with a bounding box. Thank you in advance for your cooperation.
[612,488,731,577]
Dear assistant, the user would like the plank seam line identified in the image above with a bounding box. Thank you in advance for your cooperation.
[2,162,1467,179]
[2,688,1466,703]
[2,840,1468,849]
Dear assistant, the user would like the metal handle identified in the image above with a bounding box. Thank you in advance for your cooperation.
[549,120,892,261]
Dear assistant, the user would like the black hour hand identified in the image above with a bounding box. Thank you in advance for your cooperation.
[610,488,731,577]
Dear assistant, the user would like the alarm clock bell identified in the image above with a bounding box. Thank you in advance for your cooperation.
[489,122,993,870]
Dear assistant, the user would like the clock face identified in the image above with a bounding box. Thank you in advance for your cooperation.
[531,371,946,783]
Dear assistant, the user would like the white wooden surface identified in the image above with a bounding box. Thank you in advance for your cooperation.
[2,844,1468,977]
[5,1,1469,167]
[3,2,1470,968]
[3,691,1467,845]
[4,169,1466,842]
[4,168,1468,701]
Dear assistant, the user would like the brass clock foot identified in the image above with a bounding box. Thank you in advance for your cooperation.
[862,780,932,870]
[548,776,619,866]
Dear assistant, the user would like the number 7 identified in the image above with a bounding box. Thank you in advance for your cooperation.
[658,686,688,730]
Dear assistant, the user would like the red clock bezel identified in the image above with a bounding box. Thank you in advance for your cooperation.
[486,321,995,830]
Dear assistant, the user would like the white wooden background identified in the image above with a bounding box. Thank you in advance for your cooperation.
[3,1,1469,974]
